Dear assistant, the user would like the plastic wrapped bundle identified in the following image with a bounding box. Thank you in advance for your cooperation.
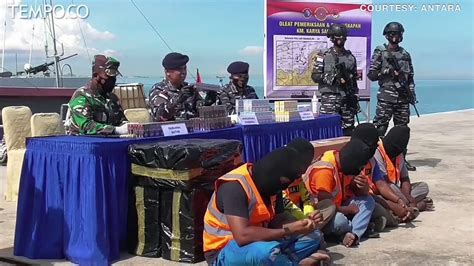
[127,183,161,257]
[128,139,243,172]
[128,139,243,262]
[128,175,215,260]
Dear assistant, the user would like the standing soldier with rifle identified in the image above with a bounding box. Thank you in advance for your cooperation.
[312,24,360,136]
[367,22,418,171]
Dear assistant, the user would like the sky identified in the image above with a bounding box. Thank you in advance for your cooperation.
[0,0,473,82]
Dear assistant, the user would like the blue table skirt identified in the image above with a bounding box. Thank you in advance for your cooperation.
[14,115,341,264]
[241,115,343,162]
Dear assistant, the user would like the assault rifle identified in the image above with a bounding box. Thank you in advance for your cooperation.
[333,62,361,123]
[386,56,420,117]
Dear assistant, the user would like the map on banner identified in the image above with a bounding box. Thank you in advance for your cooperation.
[275,35,328,87]
[265,0,372,99]
[273,35,367,91]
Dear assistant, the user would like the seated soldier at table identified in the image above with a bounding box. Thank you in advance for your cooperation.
[66,55,128,135]
[149,52,208,121]
[215,61,258,115]
[352,123,418,230]
[203,145,331,265]
[303,139,375,247]
[374,126,434,212]
[283,138,337,230]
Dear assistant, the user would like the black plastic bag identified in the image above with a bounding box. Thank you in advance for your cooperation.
[128,139,242,170]
[160,187,213,263]
[127,184,162,257]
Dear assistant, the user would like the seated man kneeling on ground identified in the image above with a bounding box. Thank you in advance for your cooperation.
[283,138,337,231]
[303,139,375,247]
[352,123,419,231]
[203,143,330,265]
[374,126,434,212]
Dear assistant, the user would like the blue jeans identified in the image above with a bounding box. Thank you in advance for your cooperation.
[325,195,375,239]
[213,231,322,266]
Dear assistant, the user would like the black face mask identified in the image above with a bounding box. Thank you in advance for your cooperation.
[386,32,403,44]
[339,139,372,175]
[100,76,117,94]
[232,74,249,89]
[331,36,346,48]
[352,123,380,157]
[252,147,300,198]
[382,126,410,159]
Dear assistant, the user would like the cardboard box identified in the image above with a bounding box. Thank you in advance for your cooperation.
[311,136,350,160]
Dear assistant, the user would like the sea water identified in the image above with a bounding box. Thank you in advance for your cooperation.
[119,77,473,116]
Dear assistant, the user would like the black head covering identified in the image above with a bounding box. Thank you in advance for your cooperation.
[339,139,372,175]
[227,61,249,74]
[382,126,410,158]
[162,52,189,69]
[286,137,314,172]
[352,123,379,157]
[252,147,300,198]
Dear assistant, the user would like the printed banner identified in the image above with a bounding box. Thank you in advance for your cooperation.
[265,0,372,99]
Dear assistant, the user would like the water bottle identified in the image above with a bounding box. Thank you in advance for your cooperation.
[311,92,319,115]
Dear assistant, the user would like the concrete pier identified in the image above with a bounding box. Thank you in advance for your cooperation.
[1,110,473,265]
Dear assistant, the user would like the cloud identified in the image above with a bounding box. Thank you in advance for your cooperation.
[103,49,121,57]
[238,46,264,56]
[0,0,115,62]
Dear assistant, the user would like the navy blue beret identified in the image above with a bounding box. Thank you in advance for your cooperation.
[162,52,189,69]
[227,61,249,74]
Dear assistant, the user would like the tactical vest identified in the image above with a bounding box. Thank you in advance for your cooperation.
[319,48,357,95]
[376,44,412,102]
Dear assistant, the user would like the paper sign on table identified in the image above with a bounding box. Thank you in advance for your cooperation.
[161,123,189,136]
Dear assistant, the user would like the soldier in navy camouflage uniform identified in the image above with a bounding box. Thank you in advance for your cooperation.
[312,24,359,136]
[66,55,128,135]
[217,61,258,115]
[149,52,204,121]
[368,22,417,171]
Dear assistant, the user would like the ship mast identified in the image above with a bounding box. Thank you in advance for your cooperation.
[2,1,6,72]
[46,0,61,87]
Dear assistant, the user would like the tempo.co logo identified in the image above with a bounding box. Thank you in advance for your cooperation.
[8,4,90,19]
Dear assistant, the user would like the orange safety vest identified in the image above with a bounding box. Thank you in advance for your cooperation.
[203,163,275,253]
[302,151,352,207]
[362,158,378,195]
[284,178,303,206]
[377,143,403,185]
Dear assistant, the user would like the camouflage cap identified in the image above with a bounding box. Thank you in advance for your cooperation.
[92,54,121,77]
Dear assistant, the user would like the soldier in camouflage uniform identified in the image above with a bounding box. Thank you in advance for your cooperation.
[149,52,205,121]
[312,24,359,136]
[216,61,258,115]
[66,55,128,135]
[367,22,417,171]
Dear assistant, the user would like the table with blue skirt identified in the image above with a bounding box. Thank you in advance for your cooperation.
[14,114,342,264]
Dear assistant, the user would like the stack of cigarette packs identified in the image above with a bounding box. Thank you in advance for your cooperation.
[192,105,232,131]
[274,100,301,122]
[238,99,275,124]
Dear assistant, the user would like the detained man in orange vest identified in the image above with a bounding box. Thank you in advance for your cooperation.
[283,138,337,229]
[203,145,331,265]
[303,139,375,247]
[374,126,434,212]
[352,123,419,231]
